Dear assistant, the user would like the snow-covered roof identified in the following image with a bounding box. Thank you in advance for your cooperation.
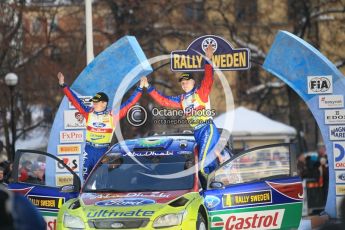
[214,106,297,137]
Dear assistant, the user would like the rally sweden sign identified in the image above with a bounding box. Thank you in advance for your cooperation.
[171,35,250,71]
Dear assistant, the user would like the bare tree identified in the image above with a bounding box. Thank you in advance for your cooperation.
[0,0,87,159]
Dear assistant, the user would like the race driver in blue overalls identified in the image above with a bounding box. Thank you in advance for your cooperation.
[58,73,145,180]
[141,45,223,187]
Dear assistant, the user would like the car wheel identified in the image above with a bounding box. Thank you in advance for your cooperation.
[196,213,207,230]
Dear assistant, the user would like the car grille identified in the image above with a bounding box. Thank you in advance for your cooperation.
[88,218,150,229]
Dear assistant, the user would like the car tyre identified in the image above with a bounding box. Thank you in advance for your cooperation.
[196,213,207,230]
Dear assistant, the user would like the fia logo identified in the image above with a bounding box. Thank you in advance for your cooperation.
[308,76,333,94]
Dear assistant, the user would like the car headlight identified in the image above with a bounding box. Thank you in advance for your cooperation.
[153,211,186,228]
[63,213,85,229]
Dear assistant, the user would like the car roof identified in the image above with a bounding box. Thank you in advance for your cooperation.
[109,135,196,156]
[108,129,233,157]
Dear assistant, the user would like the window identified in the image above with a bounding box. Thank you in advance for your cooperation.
[235,0,257,23]
[18,153,47,186]
[104,15,115,33]
[185,0,205,21]
[287,0,305,21]
[17,151,76,187]
[49,16,59,32]
[32,18,42,34]
[51,46,61,61]
[211,145,290,186]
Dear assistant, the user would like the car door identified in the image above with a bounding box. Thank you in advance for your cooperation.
[203,143,303,230]
[8,149,81,230]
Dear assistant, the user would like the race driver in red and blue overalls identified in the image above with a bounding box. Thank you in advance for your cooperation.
[58,73,145,180]
[141,45,222,187]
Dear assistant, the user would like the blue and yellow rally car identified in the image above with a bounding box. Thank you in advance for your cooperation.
[8,133,303,229]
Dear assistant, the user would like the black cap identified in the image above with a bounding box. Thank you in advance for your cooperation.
[90,92,109,102]
[178,73,194,82]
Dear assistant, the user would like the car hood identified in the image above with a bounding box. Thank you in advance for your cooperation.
[80,190,190,206]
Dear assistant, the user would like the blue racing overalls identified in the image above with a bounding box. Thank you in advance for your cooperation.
[62,85,143,180]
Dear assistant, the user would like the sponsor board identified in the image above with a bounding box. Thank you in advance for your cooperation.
[307,75,332,94]
[171,35,250,72]
[60,131,84,143]
[319,95,344,109]
[205,195,221,209]
[329,126,345,140]
[68,96,92,109]
[95,198,156,206]
[56,174,74,186]
[86,209,155,218]
[336,185,345,195]
[27,195,64,211]
[44,216,57,230]
[56,156,80,173]
[223,190,272,208]
[334,142,345,169]
[210,209,284,230]
[335,171,345,183]
[57,144,81,155]
[325,110,345,124]
[64,110,86,129]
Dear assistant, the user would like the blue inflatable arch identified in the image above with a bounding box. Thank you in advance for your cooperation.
[263,30,345,218]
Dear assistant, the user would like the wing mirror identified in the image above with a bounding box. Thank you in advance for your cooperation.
[209,181,224,189]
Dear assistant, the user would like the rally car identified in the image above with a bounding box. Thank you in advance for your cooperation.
[8,133,303,230]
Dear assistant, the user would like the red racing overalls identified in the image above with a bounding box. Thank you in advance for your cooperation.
[147,63,220,177]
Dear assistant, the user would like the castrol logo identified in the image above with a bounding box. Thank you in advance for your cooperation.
[211,209,285,230]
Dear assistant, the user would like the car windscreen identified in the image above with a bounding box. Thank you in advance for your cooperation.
[83,152,195,192]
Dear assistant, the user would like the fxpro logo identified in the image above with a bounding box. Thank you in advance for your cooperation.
[307,75,333,94]
[60,131,84,143]
[333,142,345,169]
[210,209,285,230]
